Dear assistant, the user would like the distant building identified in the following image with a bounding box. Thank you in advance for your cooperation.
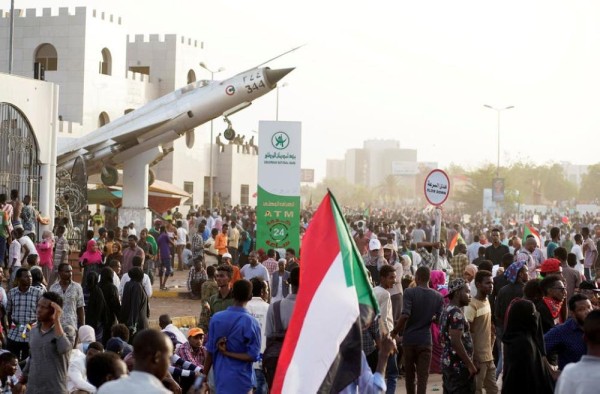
[561,162,588,187]
[326,139,435,198]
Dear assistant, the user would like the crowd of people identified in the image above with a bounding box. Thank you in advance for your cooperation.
[0,192,600,392]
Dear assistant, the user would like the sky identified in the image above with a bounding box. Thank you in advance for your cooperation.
[9,1,600,180]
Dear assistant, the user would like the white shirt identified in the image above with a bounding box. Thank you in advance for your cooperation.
[176,227,188,246]
[9,239,21,268]
[373,286,393,335]
[272,277,285,303]
[19,236,38,257]
[98,371,171,394]
[119,272,153,298]
[246,297,270,369]
[67,348,97,393]
[555,355,600,394]
[240,263,270,283]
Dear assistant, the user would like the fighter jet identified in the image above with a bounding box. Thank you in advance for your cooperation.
[56,65,294,179]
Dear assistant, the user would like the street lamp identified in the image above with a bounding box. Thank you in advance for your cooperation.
[275,82,288,120]
[199,62,225,212]
[483,104,515,177]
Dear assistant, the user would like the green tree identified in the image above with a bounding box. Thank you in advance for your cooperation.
[579,163,600,202]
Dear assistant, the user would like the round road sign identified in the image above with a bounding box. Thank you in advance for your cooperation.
[424,169,450,206]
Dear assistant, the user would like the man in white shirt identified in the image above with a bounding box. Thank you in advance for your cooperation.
[176,221,188,271]
[127,221,137,237]
[572,234,585,274]
[98,329,172,394]
[246,278,270,394]
[373,264,399,394]
[240,253,270,283]
[119,256,152,298]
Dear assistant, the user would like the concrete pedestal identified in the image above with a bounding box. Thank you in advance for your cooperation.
[118,147,162,229]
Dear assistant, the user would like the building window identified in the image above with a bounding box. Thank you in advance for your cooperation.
[34,43,58,72]
[240,184,249,206]
[129,66,149,75]
[183,181,194,206]
[100,48,112,75]
[187,69,196,84]
[98,112,110,127]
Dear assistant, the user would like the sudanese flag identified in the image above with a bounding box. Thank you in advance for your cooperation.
[271,191,378,393]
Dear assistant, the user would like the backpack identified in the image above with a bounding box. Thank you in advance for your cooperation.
[263,300,285,388]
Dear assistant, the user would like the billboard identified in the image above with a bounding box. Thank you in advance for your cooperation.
[492,178,505,202]
[257,121,301,253]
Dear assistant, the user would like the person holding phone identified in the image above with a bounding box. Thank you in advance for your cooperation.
[15,291,73,393]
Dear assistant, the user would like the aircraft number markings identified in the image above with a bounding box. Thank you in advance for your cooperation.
[245,80,266,94]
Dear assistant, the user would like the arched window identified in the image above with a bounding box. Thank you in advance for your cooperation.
[34,43,58,71]
[0,103,40,215]
[98,112,110,127]
[100,48,112,75]
[187,69,196,84]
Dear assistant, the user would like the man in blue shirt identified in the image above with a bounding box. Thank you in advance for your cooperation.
[545,293,593,369]
[203,279,261,393]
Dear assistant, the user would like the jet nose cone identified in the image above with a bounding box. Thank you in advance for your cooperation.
[265,67,294,87]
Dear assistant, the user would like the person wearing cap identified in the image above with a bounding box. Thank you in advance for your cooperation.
[440,278,477,394]
[363,238,388,286]
[222,253,242,283]
[539,258,563,278]
[578,281,600,309]
[240,251,270,284]
[127,220,137,237]
[176,327,206,368]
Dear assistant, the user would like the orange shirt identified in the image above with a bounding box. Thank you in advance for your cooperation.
[215,233,228,255]
[232,265,242,283]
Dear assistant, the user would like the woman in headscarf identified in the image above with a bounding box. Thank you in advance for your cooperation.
[85,271,108,342]
[80,239,103,289]
[120,267,149,342]
[502,299,554,394]
[429,270,448,374]
[463,264,478,297]
[99,267,121,345]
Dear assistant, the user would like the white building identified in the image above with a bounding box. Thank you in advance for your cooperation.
[0,7,258,224]
[0,72,59,236]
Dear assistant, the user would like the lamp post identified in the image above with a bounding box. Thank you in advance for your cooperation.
[275,82,288,120]
[199,62,225,212]
[483,104,514,177]
[8,0,15,74]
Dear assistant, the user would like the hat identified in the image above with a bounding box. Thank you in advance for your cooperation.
[188,327,205,338]
[369,239,381,251]
[128,220,135,225]
[579,281,600,291]
[383,243,395,250]
[504,261,527,284]
[447,278,467,296]
[222,253,232,259]
[540,258,562,274]
[106,338,126,354]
